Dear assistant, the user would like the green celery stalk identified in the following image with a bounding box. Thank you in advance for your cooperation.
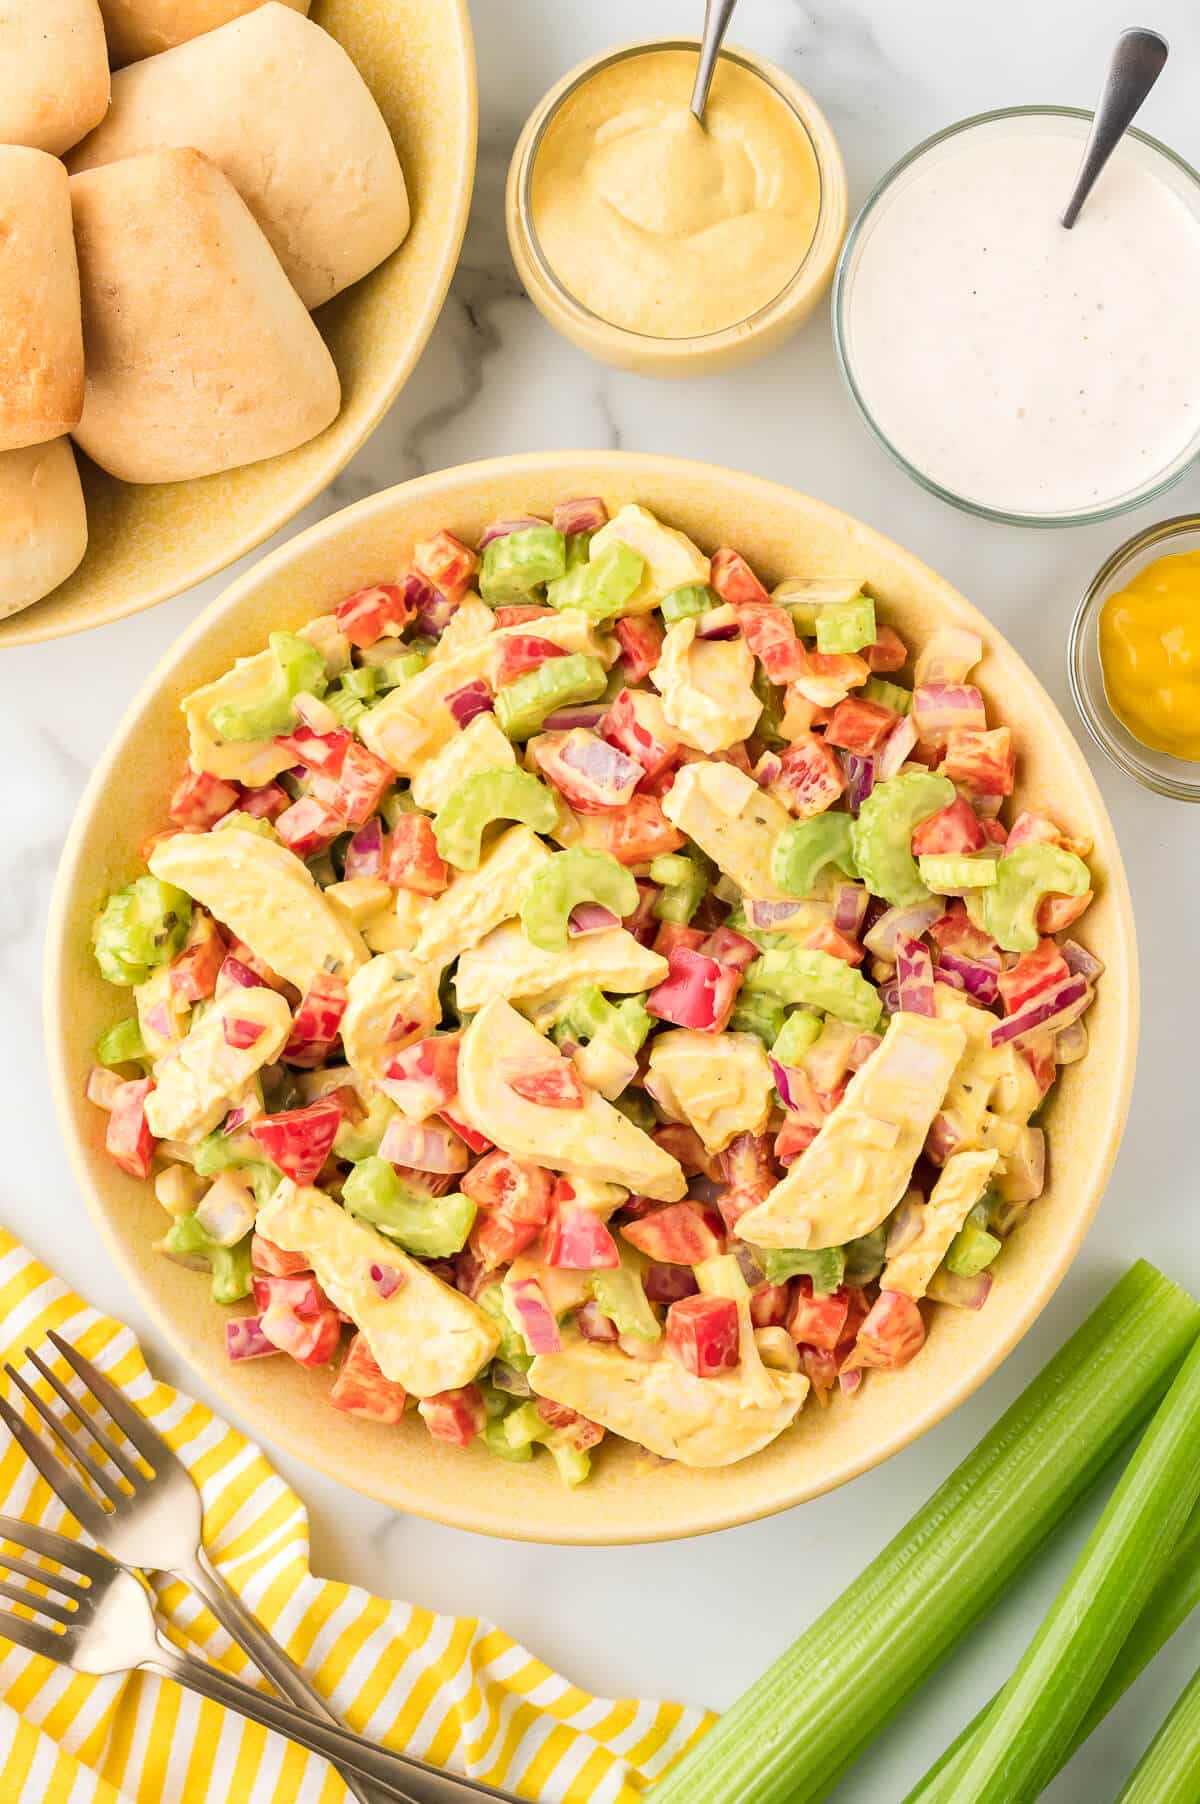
[1114,1665,1200,1802]
[650,1263,1200,1804]
[905,1328,1200,1804]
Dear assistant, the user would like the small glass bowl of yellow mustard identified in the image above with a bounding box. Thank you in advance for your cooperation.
[1070,515,1200,801]
[506,39,847,376]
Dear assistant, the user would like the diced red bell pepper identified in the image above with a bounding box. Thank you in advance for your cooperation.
[824,696,900,756]
[710,547,770,606]
[698,925,758,972]
[771,733,846,818]
[276,796,344,859]
[613,615,664,684]
[413,529,479,602]
[168,913,225,1003]
[1007,810,1062,850]
[652,1122,715,1178]
[461,1150,553,1220]
[258,1276,341,1365]
[335,583,413,648]
[844,1290,926,1371]
[275,725,352,778]
[602,794,686,865]
[750,1283,790,1328]
[775,1115,819,1165]
[787,1278,851,1351]
[647,945,742,1032]
[801,1344,840,1405]
[249,1098,343,1184]
[382,1033,460,1118]
[169,768,241,830]
[1036,890,1093,934]
[239,781,290,821]
[544,1201,620,1269]
[1023,1037,1057,1099]
[790,646,870,708]
[942,727,1015,796]
[666,1295,740,1377]
[804,921,864,967]
[105,1077,156,1179]
[621,1201,723,1265]
[418,1384,487,1446]
[438,1099,492,1156]
[222,1015,266,1050]
[652,922,706,959]
[928,901,999,963]
[251,1233,311,1278]
[911,796,987,856]
[494,604,555,628]
[494,634,569,687]
[386,814,450,895]
[736,602,804,683]
[324,742,394,830]
[864,626,908,672]
[534,1397,606,1449]
[469,1209,540,1269]
[330,1332,408,1423]
[508,1060,585,1109]
[998,938,1071,1014]
[719,1130,778,1192]
[601,688,681,781]
[283,972,348,1068]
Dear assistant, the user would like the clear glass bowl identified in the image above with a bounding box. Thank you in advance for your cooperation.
[832,107,1200,527]
[1069,515,1200,800]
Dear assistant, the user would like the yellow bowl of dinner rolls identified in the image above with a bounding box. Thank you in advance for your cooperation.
[0,0,476,645]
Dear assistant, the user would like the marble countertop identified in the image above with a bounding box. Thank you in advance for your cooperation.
[7,0,1200,1796]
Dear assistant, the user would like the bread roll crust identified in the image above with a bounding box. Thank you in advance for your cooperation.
[98,0,309,68]
[0,440,88,619]
[70,148,341,484]
[70,2,409,308]
[0,0,109,157]
[0,150,86,452]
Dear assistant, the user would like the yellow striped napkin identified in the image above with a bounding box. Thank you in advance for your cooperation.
[0,1230,712,1803]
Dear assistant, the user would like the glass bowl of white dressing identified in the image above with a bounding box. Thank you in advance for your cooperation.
[833,108,1200,526]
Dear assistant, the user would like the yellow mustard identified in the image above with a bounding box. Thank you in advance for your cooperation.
[529,48,821,339]
[1099,550,1200,761]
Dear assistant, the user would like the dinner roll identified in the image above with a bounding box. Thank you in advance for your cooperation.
[0,0,109,155]
[0,440,88,619]
[70,148,340,484]
[97,0,308,68]
[0,150,85,452]
[70,3,409,308]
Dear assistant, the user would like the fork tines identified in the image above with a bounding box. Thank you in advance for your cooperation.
[0,1515,109,1658]
[0,1331,157,1522]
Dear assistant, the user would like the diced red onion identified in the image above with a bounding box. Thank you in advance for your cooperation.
[877,713,918,780]
[506,1277,562,1354]
[217,955,266,992]
[935,964,965,990]
[733,1243,765,1287]
[912,683,987,741]
[754,751,784,788]
[936,948,999,1005]
[695,609,741,641]
[769,1058,806,1112]
[369,1262,406,1299]
[996,1126,1046,1203]
[847,1031,882,1070]
[577,1299,620,1342]
[406,570,457,638]
[541,704,608,732]
[879,979,901,1014]
[559,733,642,796]
[687,1174,726,1206]
[478,515,548,548]
[990,976,1091,1049]
[745,898,805,928]
[226,1315,280,1361]
[914,627,983,687]
[446,679,494,727]
[222,1100,255,1133]
[863,897,944,959]
[838,1367,863,1397]
[377,1115,469,1174]
[568,902,621,936]
[885,1192,925,1256]
[292,692,340,735]
[1062,939,1104,982]
[86,1067,123,1110]
[553,497,609,535]
[1055,1019,1089,1065]
[196,1174,257,1246]
[842,753,875,814]
[833,882,870,935]
[896,934,936,1015]
[343,816,385,879]
[933,1270,993,1310]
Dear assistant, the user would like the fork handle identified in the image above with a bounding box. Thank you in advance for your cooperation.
[145,1631,516,1804]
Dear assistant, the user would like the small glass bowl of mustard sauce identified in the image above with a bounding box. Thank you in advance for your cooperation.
[506,39,847,376]
[1070,516,1200,801]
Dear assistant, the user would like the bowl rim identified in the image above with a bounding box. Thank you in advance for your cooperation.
[832,105,1200,528]
[44,450,1139,1543]
[1069,512,1200,800]
[0,0,478,650]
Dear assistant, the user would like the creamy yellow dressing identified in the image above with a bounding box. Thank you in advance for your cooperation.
[530,49,821,338]
[1100,550,1200,760]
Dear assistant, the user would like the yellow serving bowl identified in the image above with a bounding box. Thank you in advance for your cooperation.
[46,452,1138,1544]
[0,0,476,648]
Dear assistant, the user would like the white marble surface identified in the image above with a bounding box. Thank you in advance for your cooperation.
[5,1,1200,1796]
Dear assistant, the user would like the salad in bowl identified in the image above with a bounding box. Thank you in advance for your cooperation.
[85,499,1103,1488]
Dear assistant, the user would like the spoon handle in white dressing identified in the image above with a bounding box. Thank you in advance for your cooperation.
[1061,27,1169,228]
[690,0,740,126]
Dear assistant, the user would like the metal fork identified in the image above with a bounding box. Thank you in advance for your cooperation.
[0,1514,516,1803]
[0,1333,509,1804]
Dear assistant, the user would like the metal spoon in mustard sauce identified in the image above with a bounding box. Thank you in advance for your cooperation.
[1060,27,1169,229]
[690,0,740,127]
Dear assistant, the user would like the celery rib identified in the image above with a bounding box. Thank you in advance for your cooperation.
[1114,1665,1200,1802]
[906,1328,1200,1803]
[649,1263,1199,1804]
